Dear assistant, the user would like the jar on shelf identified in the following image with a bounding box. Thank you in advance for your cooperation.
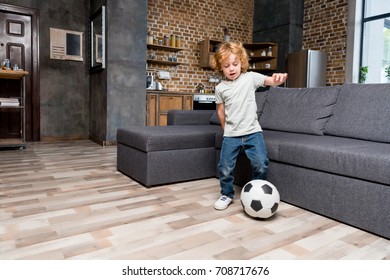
[267,46,273,56]
[164,35,170,46]
[170,34,176,47]
[175,36,181,48]
[147,32,154,45]
[2,58,11,69]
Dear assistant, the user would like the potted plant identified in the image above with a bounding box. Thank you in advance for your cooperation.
[359,66,368,83]
[385,66,390,81]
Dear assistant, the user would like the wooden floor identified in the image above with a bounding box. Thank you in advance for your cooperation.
[0,140,389,260]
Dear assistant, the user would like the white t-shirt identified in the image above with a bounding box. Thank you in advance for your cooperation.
[215,71,266,137]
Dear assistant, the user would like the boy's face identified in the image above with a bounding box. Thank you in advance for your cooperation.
[220,52,241,81]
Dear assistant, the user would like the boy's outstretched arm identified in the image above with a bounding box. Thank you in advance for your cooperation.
[264,73,288,87]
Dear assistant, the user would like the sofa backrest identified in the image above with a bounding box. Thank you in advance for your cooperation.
[324,83,390,143]
[259,86,340,135]
[209,90,269,126]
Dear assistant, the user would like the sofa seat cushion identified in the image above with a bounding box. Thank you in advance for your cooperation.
[260,86,340,135]
[263,130,390,185]
[325,83,390,143]
[117,125,221,152]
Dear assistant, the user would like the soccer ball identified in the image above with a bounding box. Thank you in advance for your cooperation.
[240,179,280,219]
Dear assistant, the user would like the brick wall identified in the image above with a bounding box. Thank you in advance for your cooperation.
[148,0,350,89]
[147,0,254,93]
[303,0,349,85]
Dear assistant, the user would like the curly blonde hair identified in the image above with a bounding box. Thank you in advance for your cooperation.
[210,41,250,75]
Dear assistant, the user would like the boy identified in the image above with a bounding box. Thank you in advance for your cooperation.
[211,41,287,210]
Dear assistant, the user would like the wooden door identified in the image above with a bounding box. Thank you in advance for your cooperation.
[0,4,39,141]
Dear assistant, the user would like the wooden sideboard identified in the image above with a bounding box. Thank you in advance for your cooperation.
[146,91,193,126]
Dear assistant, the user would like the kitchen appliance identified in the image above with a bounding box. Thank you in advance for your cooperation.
[193,94,216,110]
[146,73,163,90]
[286,49,327,88]
[154,81,163,90]
[146,73,154,89]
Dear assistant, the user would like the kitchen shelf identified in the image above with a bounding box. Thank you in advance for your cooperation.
[146,59,185,66]
[147,44,184,52]
[0,105,24,109]
[199,38,278,72]
[147,44,185,67]
[245,42,278,72]
[0,69,29,149]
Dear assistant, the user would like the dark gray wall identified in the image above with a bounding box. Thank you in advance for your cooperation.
[253,0,304,72]
[1,0,90,140]
[90,0,147,144]
[89,0,107,143]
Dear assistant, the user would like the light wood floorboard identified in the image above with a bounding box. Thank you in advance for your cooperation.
[0,140,389,260]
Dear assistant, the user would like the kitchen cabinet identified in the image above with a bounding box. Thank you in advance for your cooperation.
[199,38,278,72]
[0,69,29,149]
[146,92,193,126]
[244,42,278,72]
[199,37,222,68]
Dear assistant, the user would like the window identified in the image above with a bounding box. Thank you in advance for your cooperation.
[360,0,390,83]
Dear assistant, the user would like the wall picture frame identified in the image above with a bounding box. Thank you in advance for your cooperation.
[90,6,105,71]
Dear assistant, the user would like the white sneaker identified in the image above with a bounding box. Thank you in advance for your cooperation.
[214,195,233,210]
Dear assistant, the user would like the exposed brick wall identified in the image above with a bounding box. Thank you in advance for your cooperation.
[148,0,350,89]
[303,0,349,85]
[147,0,253,93]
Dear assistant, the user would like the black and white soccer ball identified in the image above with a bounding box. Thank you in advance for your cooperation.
[240,179,280,219]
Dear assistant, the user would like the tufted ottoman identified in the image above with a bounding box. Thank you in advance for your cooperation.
[116,125,220,187]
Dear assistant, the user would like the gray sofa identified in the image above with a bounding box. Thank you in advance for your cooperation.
[117,83,390,239]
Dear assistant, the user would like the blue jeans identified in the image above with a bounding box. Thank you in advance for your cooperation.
[218,132,269,198]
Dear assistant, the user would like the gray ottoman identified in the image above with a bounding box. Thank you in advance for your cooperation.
[117,125,220,187]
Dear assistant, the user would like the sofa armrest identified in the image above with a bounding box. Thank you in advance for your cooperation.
[167,110,215,125]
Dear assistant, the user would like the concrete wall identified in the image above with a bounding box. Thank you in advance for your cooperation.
[89,0,147,144]
[253,0,304,72]
[1,0,90,140]
[2,0,146,143]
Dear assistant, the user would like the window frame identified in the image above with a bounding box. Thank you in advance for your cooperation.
[346,0,390,83]
[359,0,390,82]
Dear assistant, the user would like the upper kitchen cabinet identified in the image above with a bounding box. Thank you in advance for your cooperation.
[199,38,222,69]
[244,42,278,72]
